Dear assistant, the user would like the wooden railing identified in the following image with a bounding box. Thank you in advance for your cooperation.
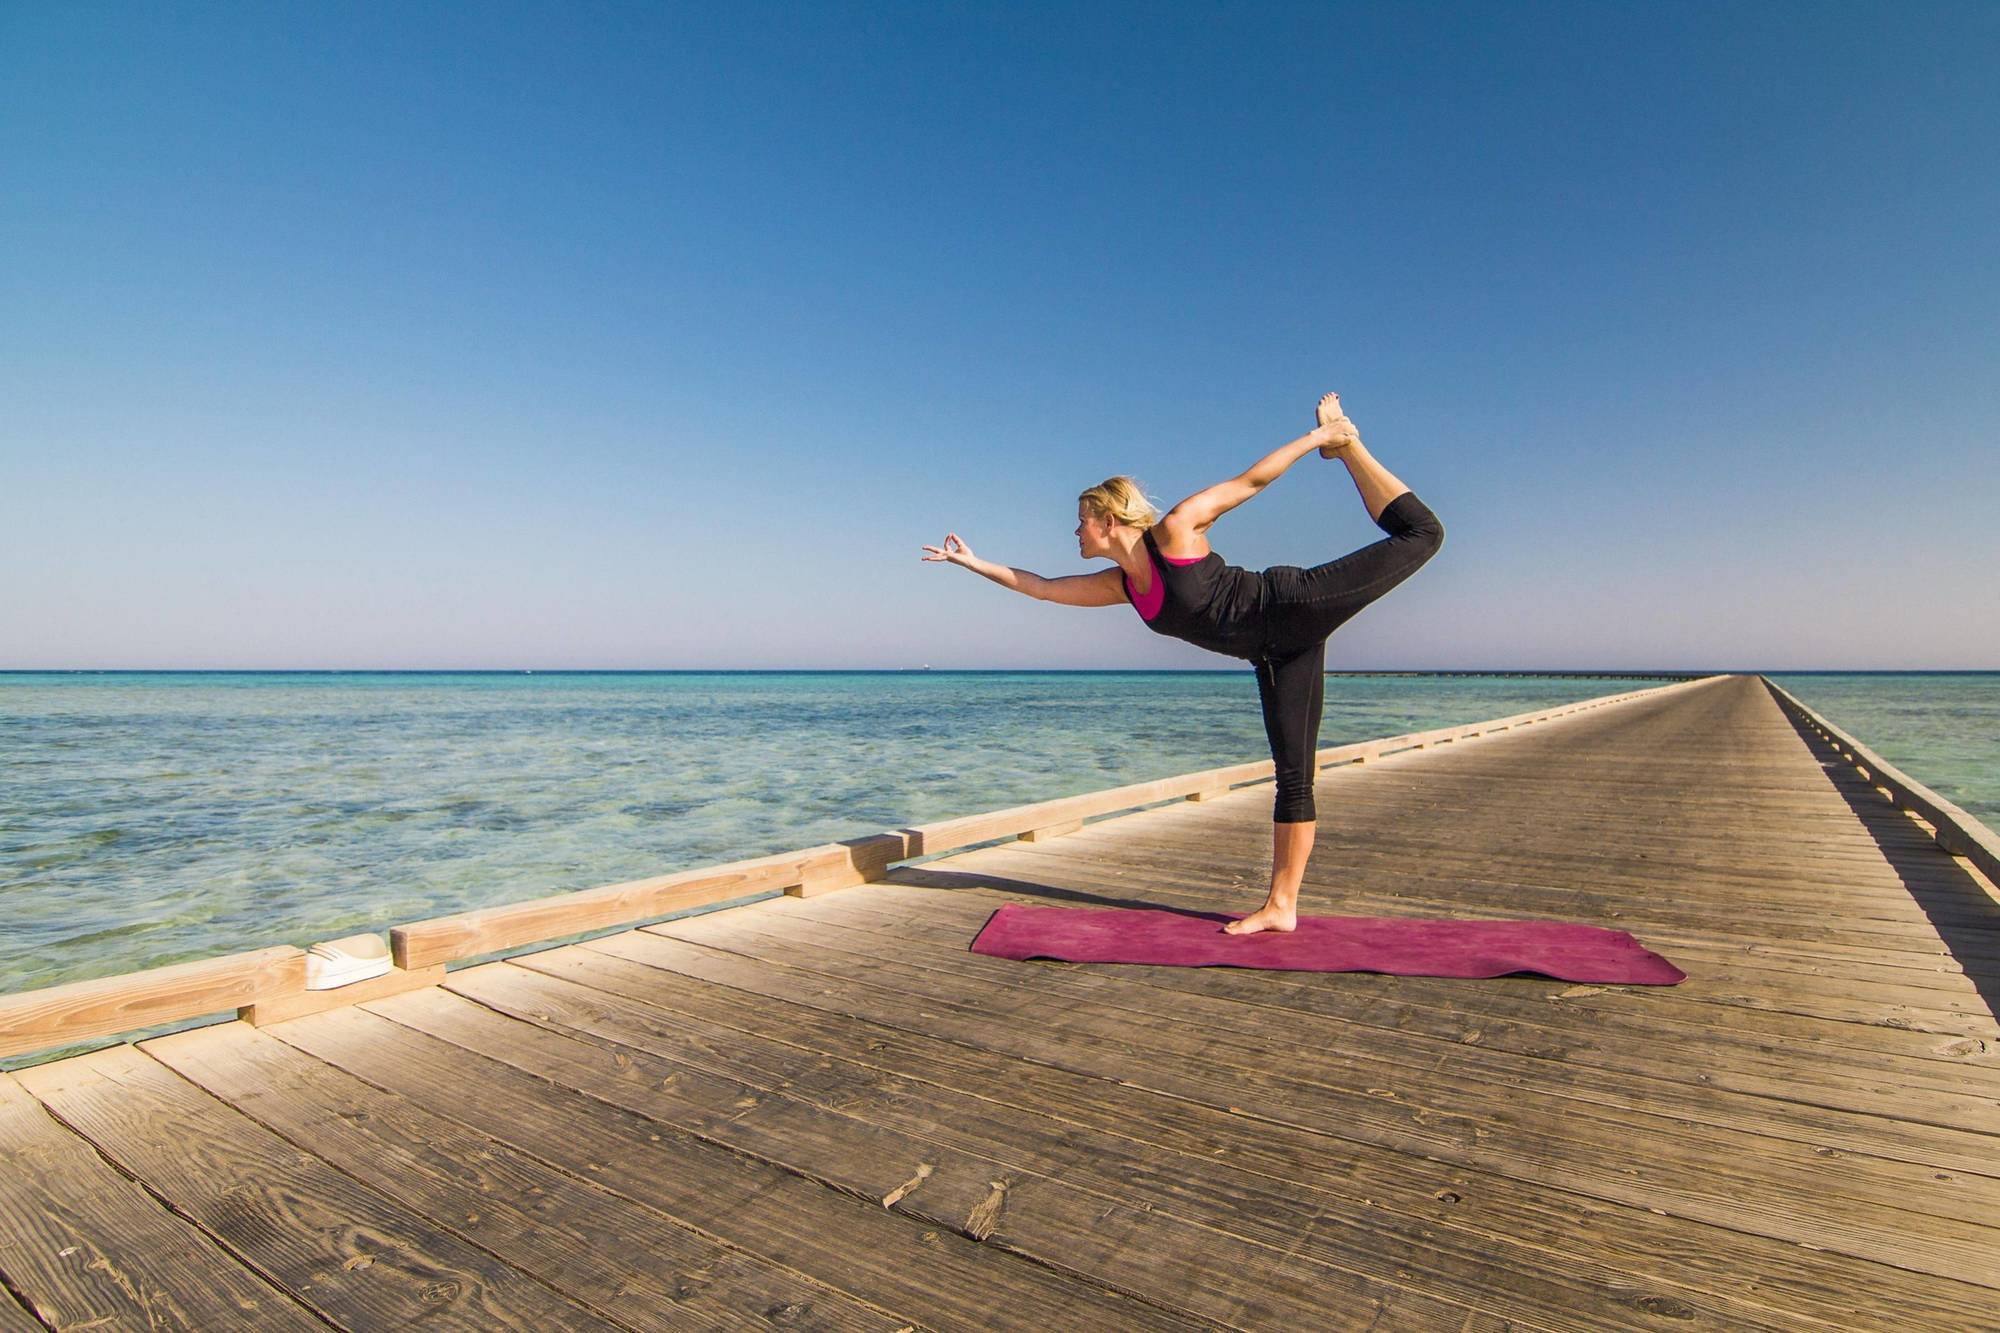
[1762,676,2000,887]
[0,674,1722,1062]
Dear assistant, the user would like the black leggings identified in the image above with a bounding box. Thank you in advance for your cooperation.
[1253,491,1444,823]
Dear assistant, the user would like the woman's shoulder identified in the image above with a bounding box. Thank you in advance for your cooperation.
[1149,517,1212,563]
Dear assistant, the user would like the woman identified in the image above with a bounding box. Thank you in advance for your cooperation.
[921,393,1443,935]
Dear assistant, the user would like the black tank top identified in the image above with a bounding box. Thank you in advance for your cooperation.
[1123,527,1268,660]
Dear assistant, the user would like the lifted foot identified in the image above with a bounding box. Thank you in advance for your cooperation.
[1315,391,1360,458]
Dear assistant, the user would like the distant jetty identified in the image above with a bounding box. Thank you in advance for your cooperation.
[1324,669,1704,680]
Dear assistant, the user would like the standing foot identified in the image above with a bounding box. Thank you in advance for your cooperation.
[1223,901,1298,935]
[1315,391,1360,458]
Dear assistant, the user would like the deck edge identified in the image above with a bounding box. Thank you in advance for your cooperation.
[1759,676,2000,889]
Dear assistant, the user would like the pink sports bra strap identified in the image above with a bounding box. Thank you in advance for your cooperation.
[1127,553,1165,620]
[1128,535,1210,621]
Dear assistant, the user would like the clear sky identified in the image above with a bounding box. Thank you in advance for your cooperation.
[3,1,1995,671]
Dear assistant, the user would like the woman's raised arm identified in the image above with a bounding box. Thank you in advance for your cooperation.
[1166,420,1348,533]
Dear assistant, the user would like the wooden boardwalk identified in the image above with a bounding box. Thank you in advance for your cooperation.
[4,674,1998,1330]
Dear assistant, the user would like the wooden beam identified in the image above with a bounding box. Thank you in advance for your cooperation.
[905,758,1274,858]
[0,948,304,1060]
[789,832,909,898]
[239,964,445,1027]
[391,843,857,970]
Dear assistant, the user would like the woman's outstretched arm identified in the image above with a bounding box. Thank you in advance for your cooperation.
[1168,421,1347,533]
[921,535,1125,606]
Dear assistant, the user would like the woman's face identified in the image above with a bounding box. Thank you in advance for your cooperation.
[1076,505,1115,558]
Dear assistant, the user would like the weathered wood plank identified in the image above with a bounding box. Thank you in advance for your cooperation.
[969,832,1994,992]
[0,1072,319,1331]
[942,845,2000,1079]
[472,944,2000,1328]
[606,922,2000,1285]
[275,1003,1200,1331]
[13,1045,617,1330]
[900,676,1714,860]
[0,948,304,1060]
[389,843,862,970]
[365,982,1501,1331]
[0,1293,38,1333]
[901,849,2000,1058]
[646,905,2000,1225]
[743,887,2000,1148]
[142,1021,909,1332]
[1054,809,1989,928]
[492,940,2000,1320]
[239,962,444,1026]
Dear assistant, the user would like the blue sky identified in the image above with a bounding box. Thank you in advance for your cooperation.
[3,1,1995,670]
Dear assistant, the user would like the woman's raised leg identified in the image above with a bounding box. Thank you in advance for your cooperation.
[1258,486,1444,654]
[1336,438,1416,525]
[1318,394,1415,523]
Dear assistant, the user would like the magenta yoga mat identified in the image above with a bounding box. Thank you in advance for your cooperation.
[968,903,1686,984]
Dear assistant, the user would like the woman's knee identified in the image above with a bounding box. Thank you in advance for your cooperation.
[1416,500,1444,546]
[1393,506,1443,565]
[1381,492,1443,549]
[1273,783,1317,824]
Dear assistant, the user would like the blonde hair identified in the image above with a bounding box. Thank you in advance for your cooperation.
[1077,475,1160,530]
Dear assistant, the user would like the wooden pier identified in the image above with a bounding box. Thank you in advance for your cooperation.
[3,674,1997,1330]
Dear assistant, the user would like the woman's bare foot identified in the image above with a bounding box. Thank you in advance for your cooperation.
[1315,392,1359,458]
[1223,900,1298,935]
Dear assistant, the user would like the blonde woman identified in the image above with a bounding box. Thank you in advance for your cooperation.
[923,393,1443,935]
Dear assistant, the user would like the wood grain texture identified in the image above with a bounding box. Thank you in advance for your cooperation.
[14,1045,617,1330]
[453,953,1792,1331]
[275,1002,1203,1331]
[364,981,1501,1331]
[486,940,1992,1330]
[240,961,444,1025]
[677,889,2000,1148]
[0,1072,318,1331]
[390,842,856,969]
[618,913,2000,1283]
[0,948,304,1060]
[143,1021,908,1332]
[0,1291,41,1333]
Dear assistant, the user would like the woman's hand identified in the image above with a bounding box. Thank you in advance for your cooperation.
[921,533,976,567]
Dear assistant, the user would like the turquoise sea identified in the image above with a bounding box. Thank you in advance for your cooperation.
[1,671,1993,1007]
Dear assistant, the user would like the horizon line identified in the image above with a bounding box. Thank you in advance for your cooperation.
[3,667,1992,677]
